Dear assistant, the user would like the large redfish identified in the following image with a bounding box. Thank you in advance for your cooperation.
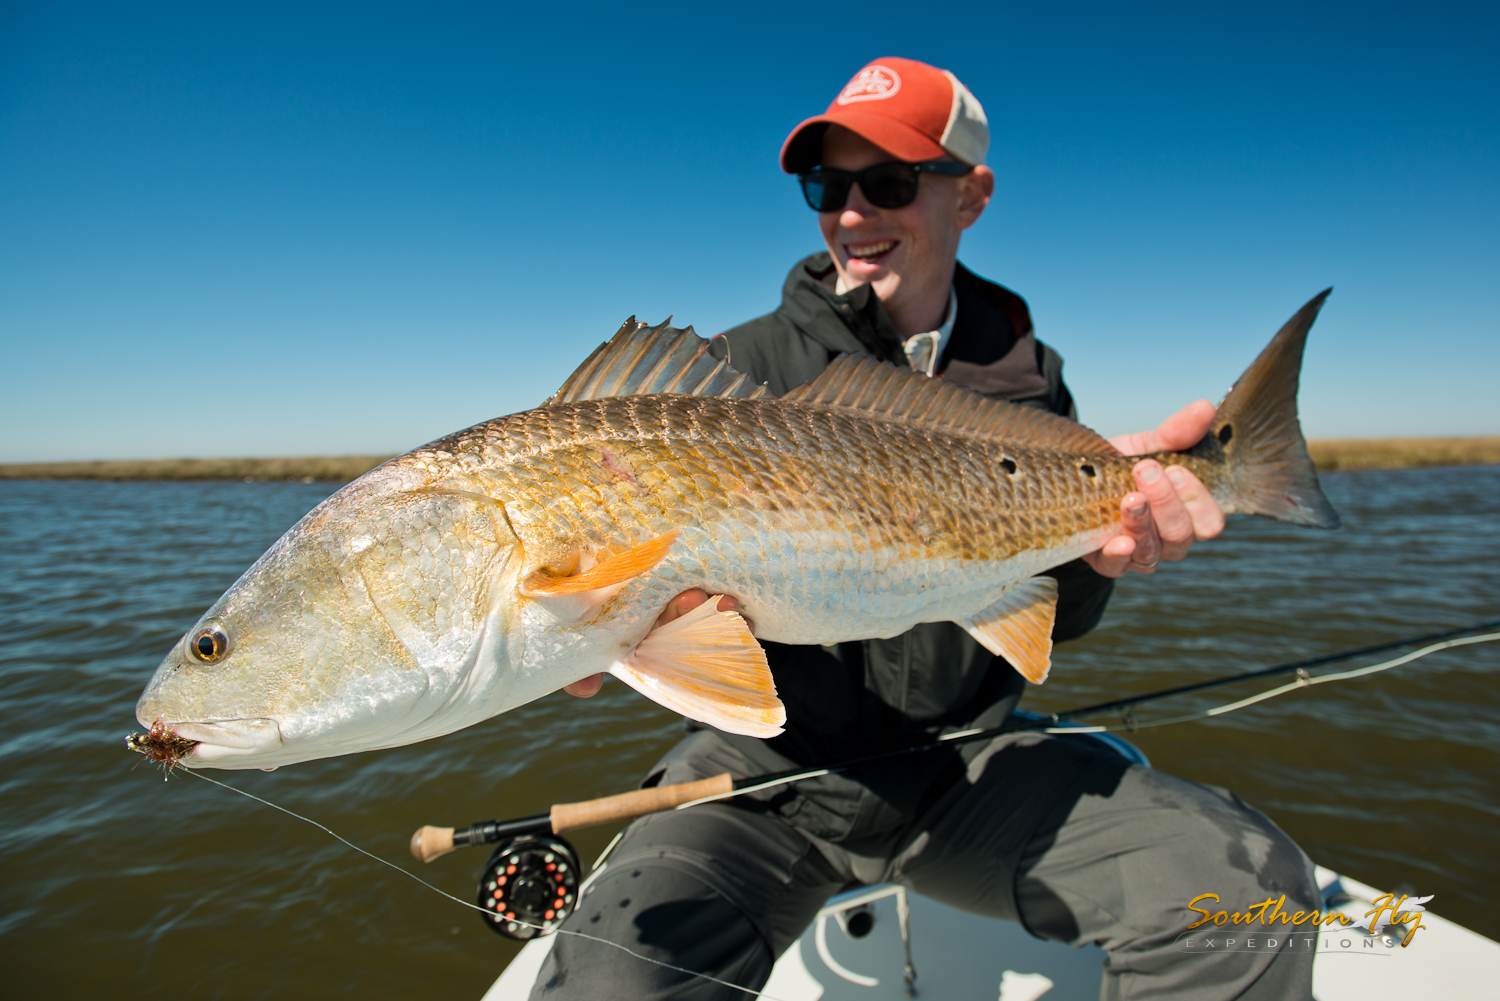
[134,293,1338,769]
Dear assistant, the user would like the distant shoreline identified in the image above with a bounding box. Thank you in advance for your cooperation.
[0,455,395,482]
[1,438,1497,482]
[1304,437,1500,472]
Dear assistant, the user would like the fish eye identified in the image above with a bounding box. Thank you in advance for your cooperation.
[190,625,231,663]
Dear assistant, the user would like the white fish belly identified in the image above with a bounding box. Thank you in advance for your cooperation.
[647,522,1116,646]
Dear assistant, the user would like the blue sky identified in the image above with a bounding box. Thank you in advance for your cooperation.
[2,2,1496,462]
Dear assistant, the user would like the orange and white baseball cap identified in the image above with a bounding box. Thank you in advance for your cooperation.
[780,57,990,173]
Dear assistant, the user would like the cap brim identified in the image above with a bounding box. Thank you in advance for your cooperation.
[779,109,948,173]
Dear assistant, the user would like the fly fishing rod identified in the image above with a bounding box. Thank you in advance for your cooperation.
[412,618,1499,939]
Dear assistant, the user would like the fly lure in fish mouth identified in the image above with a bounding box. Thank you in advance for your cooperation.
[125,719,199,774]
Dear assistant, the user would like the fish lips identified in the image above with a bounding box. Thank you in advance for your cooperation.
[159,718,284,764]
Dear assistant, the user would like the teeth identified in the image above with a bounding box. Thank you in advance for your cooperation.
[848,240,896,260]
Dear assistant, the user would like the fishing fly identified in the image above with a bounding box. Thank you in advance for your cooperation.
[125,718,198,774]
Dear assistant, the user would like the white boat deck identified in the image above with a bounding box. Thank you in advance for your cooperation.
[485,864,1500,1000]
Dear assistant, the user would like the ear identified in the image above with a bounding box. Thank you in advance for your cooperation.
[957,165,994,230]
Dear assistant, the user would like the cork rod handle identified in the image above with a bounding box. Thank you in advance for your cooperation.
[549,772,734,833]
[410,826,456,864]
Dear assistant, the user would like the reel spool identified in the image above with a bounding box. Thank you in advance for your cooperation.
[477,833,580,940]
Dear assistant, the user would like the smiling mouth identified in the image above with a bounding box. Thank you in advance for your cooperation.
[846,240,898,262]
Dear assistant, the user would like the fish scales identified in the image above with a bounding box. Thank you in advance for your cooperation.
[412,395,1131,606]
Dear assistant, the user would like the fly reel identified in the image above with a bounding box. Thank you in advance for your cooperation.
[477,833,581,940]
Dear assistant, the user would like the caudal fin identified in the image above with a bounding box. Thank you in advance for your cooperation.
[1204,290,1341,529]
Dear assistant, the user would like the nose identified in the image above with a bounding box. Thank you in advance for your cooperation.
[836,181,880,230]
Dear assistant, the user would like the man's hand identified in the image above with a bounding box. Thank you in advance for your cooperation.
[562,590,752,698]
[1083,399,1227,578]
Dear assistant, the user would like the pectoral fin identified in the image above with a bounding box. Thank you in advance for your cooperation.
[958,576,1060,684]
[525,529,681,596]
[609,596,785,738]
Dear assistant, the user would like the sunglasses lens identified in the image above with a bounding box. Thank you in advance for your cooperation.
[800,171,850,212]
[800,163,925,211]
[861,163,920,209]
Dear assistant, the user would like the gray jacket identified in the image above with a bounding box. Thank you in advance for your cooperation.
[661,253,1114,854]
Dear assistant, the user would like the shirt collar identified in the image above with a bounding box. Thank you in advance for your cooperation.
[901,286,958,376]
[832,279,957,376]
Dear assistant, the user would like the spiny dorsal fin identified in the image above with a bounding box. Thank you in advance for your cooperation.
[546,318,771,405]
[783,354,1118,454]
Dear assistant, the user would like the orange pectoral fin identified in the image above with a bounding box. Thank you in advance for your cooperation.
[959,576,1060,684]
[524,529,682,596]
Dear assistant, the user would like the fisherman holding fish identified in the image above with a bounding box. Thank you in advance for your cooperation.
[134,54,1339,1001]
[541,58,1322,999]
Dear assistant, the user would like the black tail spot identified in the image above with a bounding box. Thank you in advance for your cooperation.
[1000,458,1017,475]
[1079,463,1096,478]
[1218,424,1233,445]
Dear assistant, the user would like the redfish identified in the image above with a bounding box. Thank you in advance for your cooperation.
[135,293,1338,769]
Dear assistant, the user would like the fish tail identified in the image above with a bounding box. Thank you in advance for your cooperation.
[1192,290,1341,529]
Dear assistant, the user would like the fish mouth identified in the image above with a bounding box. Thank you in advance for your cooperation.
[163,719,284,764]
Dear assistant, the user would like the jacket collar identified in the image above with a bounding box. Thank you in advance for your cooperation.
[775,253,1038,368]
[777,253,906,364]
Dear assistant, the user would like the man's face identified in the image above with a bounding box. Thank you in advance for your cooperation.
[817,126,993,328]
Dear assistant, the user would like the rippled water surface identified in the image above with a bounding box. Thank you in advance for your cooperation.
[1,469,1497,996]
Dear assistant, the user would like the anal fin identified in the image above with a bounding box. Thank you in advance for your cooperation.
[609,596,785,738]
[958,576,1060,684]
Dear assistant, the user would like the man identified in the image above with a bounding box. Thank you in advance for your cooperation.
[538,58,1319,999]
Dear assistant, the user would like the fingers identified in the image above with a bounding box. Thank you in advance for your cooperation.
[655,587,711,628]
[1164,465,1225,541]
[1084,459,1227,579]
[1107,399,1217,456]
[1082,491,1153,578]
[563,674,604,698]
[655,588,755,634]
[1154,400,1218,452]
[1134,460,1195,562]
[713,593,755,635]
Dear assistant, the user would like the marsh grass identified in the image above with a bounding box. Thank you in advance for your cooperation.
[1306,437,1500,472]
[3,438,1497,481]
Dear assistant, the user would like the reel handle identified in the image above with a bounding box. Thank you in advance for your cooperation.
[549,772,733,832]
[408,772,734,863]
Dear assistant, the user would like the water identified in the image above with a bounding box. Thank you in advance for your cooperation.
[1,469,1496,996]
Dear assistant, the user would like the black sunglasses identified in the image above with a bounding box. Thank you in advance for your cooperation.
[798,160,974,212]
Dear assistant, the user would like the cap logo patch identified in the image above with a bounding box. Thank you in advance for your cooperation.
[836,65,901,105]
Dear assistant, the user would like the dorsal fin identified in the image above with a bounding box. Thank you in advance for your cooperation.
[783,354,1118,454]
[546,318,771,405]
